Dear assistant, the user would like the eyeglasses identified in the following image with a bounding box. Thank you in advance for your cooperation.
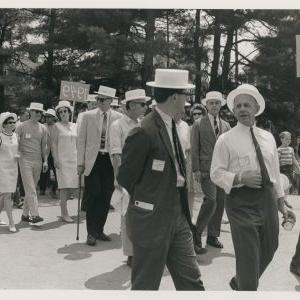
[97,97,111,102]
[132,102,147,107]
[193,112,203,116]
[32,110,43,114]
[58,109,69,114]
[7,121,16,124]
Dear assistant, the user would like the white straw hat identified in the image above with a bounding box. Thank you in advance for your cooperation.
[227,84,265,116]
[0,112,17,129]
[94,85,117,99]
[121,89,151,104]
[201,91,226,106]
[45,109,57,119]
[55,100,73,112]
[28,102,44,112]
[146,69,195,89]
[110,99,120,107]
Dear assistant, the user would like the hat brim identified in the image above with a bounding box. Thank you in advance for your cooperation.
[121,96,151,104]
[0,113,17,128]
[94,91,118,99]
[146,82,195,89]
[55,105,74,112]
[45,113,57,118]
[29,108,45,112]
[202,98,227,107]
[227,88,265,116]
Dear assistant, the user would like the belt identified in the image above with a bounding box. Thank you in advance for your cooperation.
[98,151,109,156]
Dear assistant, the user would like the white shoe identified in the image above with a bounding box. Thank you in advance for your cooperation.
[61,216,74,223]
[9,225,17,232]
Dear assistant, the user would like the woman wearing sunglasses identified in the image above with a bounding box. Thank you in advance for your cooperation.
[0,112,19,232]
[51,101,78,222]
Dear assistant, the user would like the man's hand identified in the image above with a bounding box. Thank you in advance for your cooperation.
[240,170,262,188]
[77,165,85,175]
[42,161,48,173]
[194,170,201,183]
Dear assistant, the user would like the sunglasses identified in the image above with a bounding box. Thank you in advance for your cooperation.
[132,102,147,107]
[193,112,203,116]
[7,121,16,124]
[58,109,69,114]
[97,97,111,102]
[32,110,43,114]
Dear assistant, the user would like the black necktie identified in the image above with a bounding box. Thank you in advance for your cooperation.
[250,127,271,185]
[100,112,107,149]
[171,119,186,178]
[214,116,219,136]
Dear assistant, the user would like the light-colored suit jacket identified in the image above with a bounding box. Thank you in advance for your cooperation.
[191,115,230,173]
[77,108,123,176]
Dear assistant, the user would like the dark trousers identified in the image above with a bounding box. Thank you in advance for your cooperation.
[85,153,114,238]
[39,152,57,193]
[131,201,204,290]
[195,175,225,240]
[291,232,300,268]
[226,185,279,291]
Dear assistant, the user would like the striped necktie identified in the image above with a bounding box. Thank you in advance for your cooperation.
[214,116,219,136]
[100,112,107,150]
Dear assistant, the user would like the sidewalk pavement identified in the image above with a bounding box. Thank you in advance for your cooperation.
[0,193,300,291]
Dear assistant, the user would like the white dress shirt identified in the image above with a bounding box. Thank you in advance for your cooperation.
[210,122,284,198]
[98,108,111,153]
[109,114,139,155]
[155,107,185,187]
[176,119,191,159]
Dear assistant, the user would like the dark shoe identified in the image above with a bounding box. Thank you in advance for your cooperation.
[194,243,208,255]
[207,236,223,249]
[127,256,132,267]
[98,233,111,241]
[290,264,300,277]
[86,235,97,246]
[40,191,46,196]
[30,216,44,223]
[229,277,238,291]
[21,215,32,222]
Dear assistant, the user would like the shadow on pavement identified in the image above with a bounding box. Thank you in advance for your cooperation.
[196,246,235,266]
[57,233,122,260]
[85,264,131,290]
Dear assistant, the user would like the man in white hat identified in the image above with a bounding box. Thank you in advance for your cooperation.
[191,91,230,253]
[109,88,148,267]
[117,69,205,290]
[15,102,48,224]
[77,85,122,246]
[210,83,294,290]
[39,109,58,197]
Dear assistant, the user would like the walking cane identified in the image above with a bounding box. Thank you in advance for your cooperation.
[76,174,82,241]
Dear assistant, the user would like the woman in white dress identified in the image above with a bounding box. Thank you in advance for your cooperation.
[52,101,77,223]
[0,112,19,232]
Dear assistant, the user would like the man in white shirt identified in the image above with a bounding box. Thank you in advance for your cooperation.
[210,84,293,291]
[109,89,148,267]
[77,86,122,246]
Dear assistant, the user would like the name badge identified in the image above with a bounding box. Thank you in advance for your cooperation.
[152,159,165,172]
[25,133,31,139]
[134,201,154,211]
[239,155,250,167]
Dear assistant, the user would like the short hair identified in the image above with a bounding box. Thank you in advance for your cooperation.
[279,131,291,139]
[153,88,184,103]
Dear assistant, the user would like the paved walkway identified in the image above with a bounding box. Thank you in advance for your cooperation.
[0,193,300,292]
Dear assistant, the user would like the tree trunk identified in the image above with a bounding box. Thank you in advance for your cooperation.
[234,29,239,86]
[194,9,202,103]
[142,9,156,90]
[209,12,221,91]
[221,25,235,93]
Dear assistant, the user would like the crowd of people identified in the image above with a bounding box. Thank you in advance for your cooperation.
[0,68,300,291]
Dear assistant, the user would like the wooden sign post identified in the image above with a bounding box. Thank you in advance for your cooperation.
[297,35,300,77]
[59,81,90,121]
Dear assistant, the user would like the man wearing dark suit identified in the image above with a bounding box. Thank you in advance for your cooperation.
[77,85,122,246]
[118,69,205,290]
[191,91,230,253]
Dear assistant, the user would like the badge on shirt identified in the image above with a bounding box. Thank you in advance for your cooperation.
[152,159,165,172]
[25,133,31,139]
[134,200,154,211]
[239,155,250,167]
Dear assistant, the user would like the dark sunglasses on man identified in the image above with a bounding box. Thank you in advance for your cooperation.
[31,110,43,114]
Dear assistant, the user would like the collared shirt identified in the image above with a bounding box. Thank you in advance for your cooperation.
[176,119,190,159]
[110,114,139,155]
[210,122,284,198]
[98,108,111,153]
[208,113,220,136]
[155,107,185,187]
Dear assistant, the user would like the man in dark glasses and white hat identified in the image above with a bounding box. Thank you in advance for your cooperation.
[117,69,205,290]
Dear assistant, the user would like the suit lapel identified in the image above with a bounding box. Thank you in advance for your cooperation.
[153,110,175,164]
[96,109,102,136]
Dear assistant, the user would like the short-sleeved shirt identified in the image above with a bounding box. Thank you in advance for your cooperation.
[277,146,294,166]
